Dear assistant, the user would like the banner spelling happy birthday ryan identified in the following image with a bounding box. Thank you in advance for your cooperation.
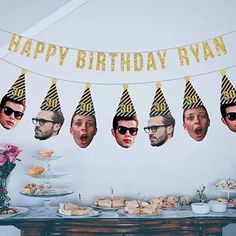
[7,33,227,72]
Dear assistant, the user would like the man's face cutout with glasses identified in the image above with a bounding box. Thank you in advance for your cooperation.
[32,110,62,140]
[144,115,175,147]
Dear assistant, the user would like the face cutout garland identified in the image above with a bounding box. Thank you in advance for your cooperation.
[0,69,26,130]
[144,82,175,147]
[111,84,138,148]
[32,79,64,140]
[70,83,97,148]
[183,76,210,141]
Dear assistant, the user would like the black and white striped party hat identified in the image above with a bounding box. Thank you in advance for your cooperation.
[40,79,62,112]
[183,76,204,110]
[74,83,95,116]
[150,82,171,117]
[220,70,236,105]
[116,84,136,117]
[6,69,26,103]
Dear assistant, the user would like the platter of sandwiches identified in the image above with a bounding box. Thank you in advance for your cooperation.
[91,195,190,211]
[117,200,161,217]
[91,197,125,211]
[116,196,190,217]
[58,203,101,217]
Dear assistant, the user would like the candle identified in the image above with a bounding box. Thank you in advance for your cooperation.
[110,187,114,208]
[111,187,114,201]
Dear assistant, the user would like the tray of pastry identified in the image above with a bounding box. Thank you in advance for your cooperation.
[21,184,74,197]
[32,150,61,161]
[32,155,62,161]
[215,179,236,191]
[26,166,67,179]
[0,207,28,218]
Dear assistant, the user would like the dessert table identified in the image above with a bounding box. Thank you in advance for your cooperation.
[1,206,236,236]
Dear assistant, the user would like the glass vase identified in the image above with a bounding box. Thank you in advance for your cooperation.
[0,177,10,209]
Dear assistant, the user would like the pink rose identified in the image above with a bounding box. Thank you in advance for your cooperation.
[0,144,21,164]
[6,152,16,163]
[10,145,21,156]
[0,154,6,166]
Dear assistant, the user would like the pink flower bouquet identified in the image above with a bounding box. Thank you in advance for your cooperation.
[0,144,21,178]
[0,144,21,208]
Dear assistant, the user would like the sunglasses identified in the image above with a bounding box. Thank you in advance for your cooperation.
[226,112,236,121]
[117,126,138,136]
[144,125,169,134]
[32,118,56,126]
[3,106,24,120]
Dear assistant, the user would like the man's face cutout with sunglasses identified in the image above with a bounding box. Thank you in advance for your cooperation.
[111,118,138,148]
[221,104,236,132]
[0,100,25,130]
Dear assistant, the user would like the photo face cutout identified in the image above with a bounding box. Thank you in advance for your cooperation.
[0,100,25,130]
[70,114,97,148]
[144,115,175,147]
[221,104,236,132]
[183,106,210,141]
[111,118,138,148]
[32,110,64,140]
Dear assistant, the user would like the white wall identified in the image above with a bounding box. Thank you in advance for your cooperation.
[1,1,236,235]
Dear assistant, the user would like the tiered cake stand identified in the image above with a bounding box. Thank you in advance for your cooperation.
[216,187,236,201]
[21,155,74,215]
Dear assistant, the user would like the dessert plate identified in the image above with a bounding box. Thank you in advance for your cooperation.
[32,155,62,161]
[117,209,161,217]
[0,207,28,218]
[216,187,236,193]
[20,189,74,197]
[27,172,68,179]
[57,209,101,218]
[91,205,120,211]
